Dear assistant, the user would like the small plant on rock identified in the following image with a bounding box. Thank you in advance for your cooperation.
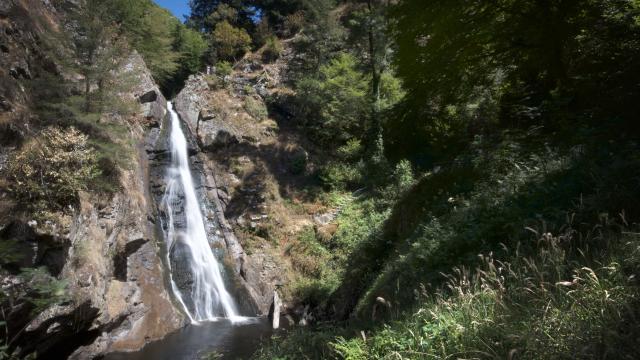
[215,61,233,77]
[262,35,284,62]
[244,96,268,120]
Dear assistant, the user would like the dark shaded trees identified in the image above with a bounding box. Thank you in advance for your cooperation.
[386,0,640,160]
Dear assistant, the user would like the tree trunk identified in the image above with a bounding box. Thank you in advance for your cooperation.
[365,0,383,155]
[84,76,91,114]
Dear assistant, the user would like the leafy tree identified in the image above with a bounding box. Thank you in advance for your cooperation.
[387,0,640,159]
[288,0,344,76]
[205,3,240,29]
[296,53,369,144]
[131,5,182,86]
[340,0,397,157]
[211,20,252,61]
[66,0,130,113]
[188,0,255,32]
[174,25,209,75]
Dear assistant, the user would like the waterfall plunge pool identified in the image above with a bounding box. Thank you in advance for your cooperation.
[104,103,281,360]
[103,317,277,360]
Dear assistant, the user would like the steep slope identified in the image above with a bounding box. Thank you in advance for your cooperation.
[173,42,337,319]
[0,1,185,358]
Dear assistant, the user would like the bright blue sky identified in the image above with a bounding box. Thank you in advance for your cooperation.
[153,0,191,22]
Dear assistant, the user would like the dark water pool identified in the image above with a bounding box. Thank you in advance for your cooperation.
[103,317,273,360]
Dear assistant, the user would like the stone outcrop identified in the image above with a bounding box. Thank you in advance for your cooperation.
[14,52,186,360]
[171,44,312,316]
[64,53,186,359]
[0,1,186,355]
[173,73,282,315]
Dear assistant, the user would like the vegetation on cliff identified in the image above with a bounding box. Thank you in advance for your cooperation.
[178,0,640,359]
[0,1,205,357]
[2,0,640,358]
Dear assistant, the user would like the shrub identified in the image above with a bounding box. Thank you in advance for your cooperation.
[336,139,363,161]
[212,20,251,61]
[288,149,308,175]
[295,53,369,144]
[5,126,100,211]
[380,159,415,201]
[262,35,284,62]
[244,96,268,120]
[289,227,329,278]
[320,161,364,190]
[215,61,233,77]
[284,11,305,36]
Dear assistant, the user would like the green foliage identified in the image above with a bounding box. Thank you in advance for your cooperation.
[216,61,234,77]
[289,227,331,278]
[378,159,415,201]
[244,96,269,120]
[205,3,239,29]
[252,0,329,36]
[212,20,252,61]
[0,260,69,358]
[285,194,388,307]
[188,0,255,33]
[296,53,369,144]
[62,0,131,114]
[132,5,181,85]
[93,0,186,88]
[257,225,640,360]
[5,126,100,211]
[387,0,640,158]
[19,267,69,314]
[173,25,209,75]
[0,240,22,265]
[262,35,284,62]
[320,162,363,190]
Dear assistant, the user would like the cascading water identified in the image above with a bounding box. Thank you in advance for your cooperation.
[162,101,240,323]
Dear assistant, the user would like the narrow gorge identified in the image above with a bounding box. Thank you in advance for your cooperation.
[0,1,281,357]
[2,0,640,359]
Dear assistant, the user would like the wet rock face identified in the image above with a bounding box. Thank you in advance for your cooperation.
[155,90,264,316]
[172,64,293,316]
[169,239,196,312]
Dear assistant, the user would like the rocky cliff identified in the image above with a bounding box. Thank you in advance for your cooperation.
[172,46,338,320]
[0,1,185,358]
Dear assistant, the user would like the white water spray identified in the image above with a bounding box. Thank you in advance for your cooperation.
[162,102,240,322]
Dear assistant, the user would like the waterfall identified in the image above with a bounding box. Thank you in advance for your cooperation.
[162,101,240,323]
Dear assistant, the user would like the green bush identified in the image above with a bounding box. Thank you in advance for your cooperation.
[320,161,364,190]
[336,139,363,161]
[262,35,284,62]
[212,20,251,61]
[295,53,369,145]
[244,96,268,120]
[215,61,233,77]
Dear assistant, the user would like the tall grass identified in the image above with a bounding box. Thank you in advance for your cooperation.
[254,136,640,359]
[256,225,640,359]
